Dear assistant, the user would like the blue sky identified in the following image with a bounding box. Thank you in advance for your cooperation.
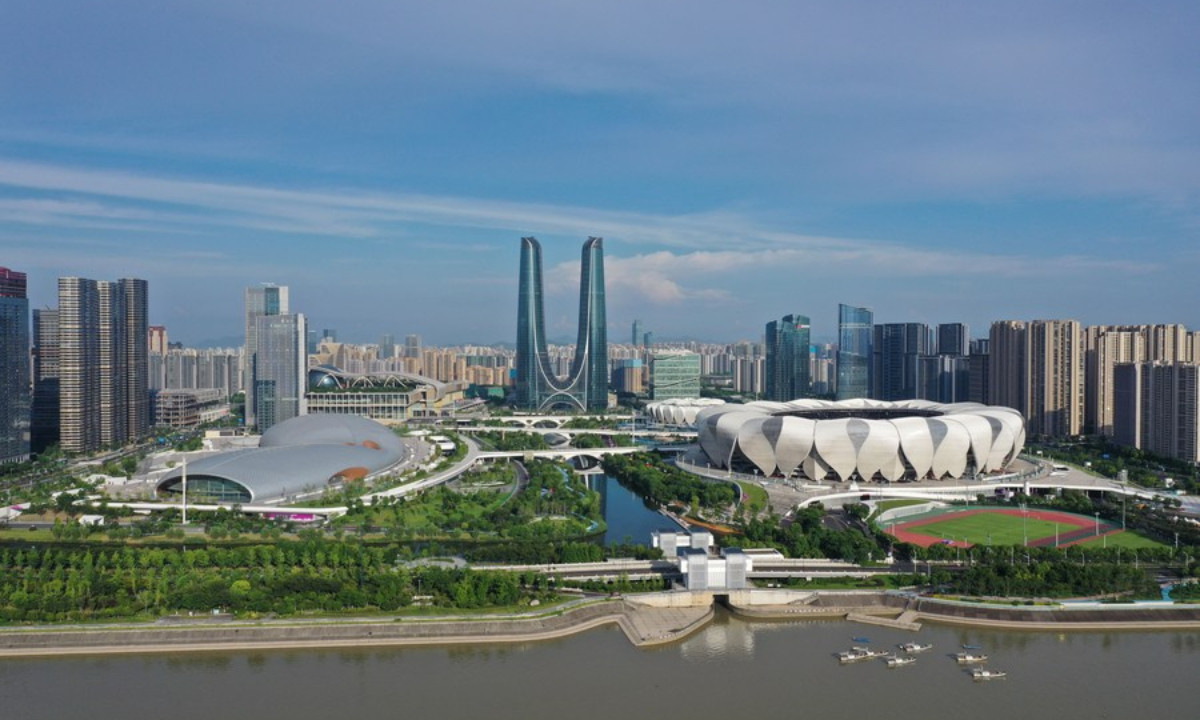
[1,1,1197,345]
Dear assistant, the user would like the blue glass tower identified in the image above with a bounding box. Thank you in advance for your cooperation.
[765,314,811,401]
[836,303,873,400]
[516,237,608,411]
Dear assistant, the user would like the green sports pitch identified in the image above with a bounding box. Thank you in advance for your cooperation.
[899,512,1064,546]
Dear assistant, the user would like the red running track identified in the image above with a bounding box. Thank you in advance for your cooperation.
[887,508,1109,548]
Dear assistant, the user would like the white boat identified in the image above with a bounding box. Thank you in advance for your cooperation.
[885,655,917,668]
[956,652,989,664]
[971,667,1007,680]
[839,648,889,663]
[898,642,933,653]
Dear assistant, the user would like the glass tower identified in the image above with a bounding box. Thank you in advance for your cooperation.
[765,314,811,401]
[516,237,608,411]
[836,303,873,400]
[0,268,30,463]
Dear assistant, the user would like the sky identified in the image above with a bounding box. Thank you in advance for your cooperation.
[1,1,1197,346]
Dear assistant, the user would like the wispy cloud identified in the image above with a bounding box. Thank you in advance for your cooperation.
[0,157,1163,311]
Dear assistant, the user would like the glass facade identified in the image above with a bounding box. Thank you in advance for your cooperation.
[515,237,608,411]
[836,303,873,400]
[765,314,811,401]
[0,268,30,463]
[650,351,701,400]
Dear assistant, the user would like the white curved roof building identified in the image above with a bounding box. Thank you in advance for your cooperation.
[646,398,726,426]
[696,399,1025,482]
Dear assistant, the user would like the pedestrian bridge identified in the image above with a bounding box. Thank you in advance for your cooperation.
[486,414,635,429]
[476,446,642,463]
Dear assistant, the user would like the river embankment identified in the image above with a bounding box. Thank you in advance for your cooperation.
[3,589,1199,658]
[0,599,713,658]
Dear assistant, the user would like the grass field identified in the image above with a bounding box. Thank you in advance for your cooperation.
[898,512,1064,546]
[1072,530,1168,549]
[734,480,769,511]
[875,499,927,514]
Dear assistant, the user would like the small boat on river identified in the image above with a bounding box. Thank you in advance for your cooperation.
[956,652,989,664]
[839,647,888,663]
[898,642,933,653]
[885,655,917,668]
[971,667,1007,681]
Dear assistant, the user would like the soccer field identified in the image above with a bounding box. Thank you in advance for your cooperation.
[907,512,1064,545]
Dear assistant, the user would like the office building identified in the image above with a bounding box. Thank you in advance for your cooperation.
[253,312,308,432]
[937,323,970,357]
[405,334,422,359]
[650,350,701,401]
[836,304,872,400]
[632,319,644,347]
[154,389,230,429]
[31,308,60,454]
[612,358,644,394]
[244,284,288,427]
[0,268,30,463]
[872,322,931,401]
[379,334,396,359]
[968,338,990,405]
[515,237,608,411]
[765,314,811,401]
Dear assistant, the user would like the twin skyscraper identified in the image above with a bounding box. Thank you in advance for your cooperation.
[515,237,608,411]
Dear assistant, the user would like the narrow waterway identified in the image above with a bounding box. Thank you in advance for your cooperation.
[590,473,683,545]
[1,613,1195,719]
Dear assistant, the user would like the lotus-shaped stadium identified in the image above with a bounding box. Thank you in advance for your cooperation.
[695,399,1025,483]
[646,398,727,426]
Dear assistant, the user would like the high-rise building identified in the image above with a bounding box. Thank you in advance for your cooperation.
[988,321,1027,414]
[0,268,31,464]
[632,319,644,347]
[405,334,422,359]
[835,304,873,400]
[937,323,970,357]
[322,328,337,343]
[872,322,930,401]
[765,314,811,401]
[1114,362,1199,464]
[379,334,396,359]
[253,312,308,432]
[148,325,169,356]
[55,277,150,453]
[968,338,990,405]
[57,277,101,453]
[1026,319,1083,437]
[649,351,701,401]
[244,284,288,427]
[515,236,608,411]
[31,309,60,454]
[120,279,150,442]
[612,358,644,394]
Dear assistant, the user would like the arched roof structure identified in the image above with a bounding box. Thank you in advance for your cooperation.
[696,399,1025,482]
[156,414,405,503]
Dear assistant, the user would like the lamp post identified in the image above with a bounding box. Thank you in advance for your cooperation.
[1094,512,1100,536]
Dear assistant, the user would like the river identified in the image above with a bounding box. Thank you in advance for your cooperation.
[590,473,684,545]
[1,613,1195,719]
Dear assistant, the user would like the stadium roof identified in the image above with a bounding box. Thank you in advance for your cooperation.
[156,414,405,503]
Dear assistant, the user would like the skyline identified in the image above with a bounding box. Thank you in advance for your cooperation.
[2,2,1198,344]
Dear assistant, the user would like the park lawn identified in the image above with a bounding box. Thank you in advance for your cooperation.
[874,499,927,515]
[907,512,1064,546]
[734,480,769,511]
[1072,530,1168,550]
